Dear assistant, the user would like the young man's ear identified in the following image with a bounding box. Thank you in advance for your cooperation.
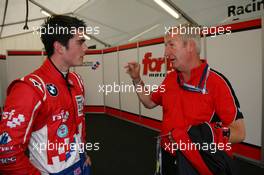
[53,41,66,55]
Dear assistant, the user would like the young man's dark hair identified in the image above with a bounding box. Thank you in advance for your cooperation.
[40,15,86,58]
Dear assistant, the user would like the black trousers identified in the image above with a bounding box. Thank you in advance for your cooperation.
[161,149,199,175]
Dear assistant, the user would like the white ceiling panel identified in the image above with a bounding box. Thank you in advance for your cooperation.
[34,0,89,14]
[75,14,124,41]
[1,19,44,38]
[76,0,189,45]
[0,0,6,25]
[0,0,262,46]
[77,0,178,33]
[5,0,44,24]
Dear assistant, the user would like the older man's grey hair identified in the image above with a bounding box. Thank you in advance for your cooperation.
[168,23,201,55]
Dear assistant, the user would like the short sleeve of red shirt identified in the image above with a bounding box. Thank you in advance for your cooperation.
[211,70,244,125]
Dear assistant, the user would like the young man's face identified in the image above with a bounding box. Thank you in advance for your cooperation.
[62,31,87,67]
[164,33,191,72]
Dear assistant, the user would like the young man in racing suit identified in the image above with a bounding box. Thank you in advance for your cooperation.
[0,15,91,174]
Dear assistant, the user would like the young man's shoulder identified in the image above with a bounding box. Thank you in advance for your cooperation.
[7,72,46,101]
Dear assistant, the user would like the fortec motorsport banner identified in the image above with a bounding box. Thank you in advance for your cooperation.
[142,52,173,78]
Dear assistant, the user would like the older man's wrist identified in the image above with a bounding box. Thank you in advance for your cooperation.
[132,77,142,86]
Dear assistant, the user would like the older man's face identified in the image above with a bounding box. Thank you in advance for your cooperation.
[164,33,190,71]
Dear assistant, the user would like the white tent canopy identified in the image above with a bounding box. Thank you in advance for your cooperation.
[0,0,263,48]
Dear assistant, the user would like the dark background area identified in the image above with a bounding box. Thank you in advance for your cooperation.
[86,114,264,175]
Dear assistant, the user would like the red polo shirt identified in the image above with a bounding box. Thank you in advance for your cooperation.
[152,61,243,135]
[151,61,243,174]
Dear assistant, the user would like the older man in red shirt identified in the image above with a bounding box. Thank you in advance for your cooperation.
[125,24,245,175]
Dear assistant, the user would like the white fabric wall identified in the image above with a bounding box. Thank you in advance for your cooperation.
[75,54,104,106]
[103,52,120,109]
[6,55,44,86]
[207,29,262,146]
[0,33,44,55]
[0,55,44,108]
[119,48,140,115]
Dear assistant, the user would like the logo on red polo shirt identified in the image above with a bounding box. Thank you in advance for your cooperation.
[142,52,172,77]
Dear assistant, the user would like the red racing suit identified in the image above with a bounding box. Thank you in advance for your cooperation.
[151,61,244,175]
[0,59,86,174]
